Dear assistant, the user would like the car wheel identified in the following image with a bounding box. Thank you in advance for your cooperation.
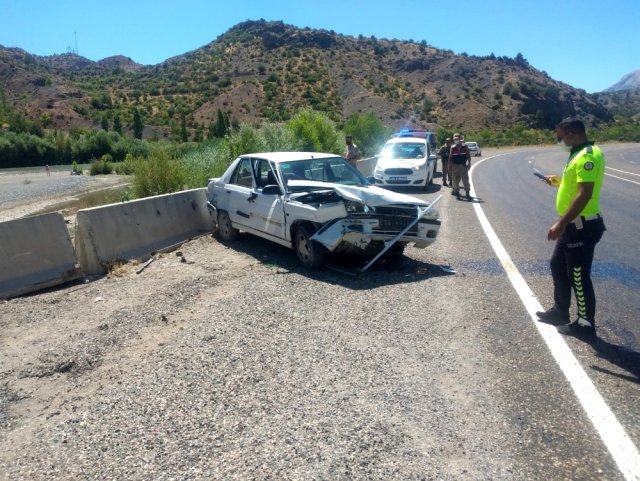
[217,211,239,241]
[295,224,325,269]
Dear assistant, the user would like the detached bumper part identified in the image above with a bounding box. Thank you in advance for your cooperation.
[360,195,442,273]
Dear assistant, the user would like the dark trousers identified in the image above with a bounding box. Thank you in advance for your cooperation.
[441,160,449,182]
[550,217,605,324]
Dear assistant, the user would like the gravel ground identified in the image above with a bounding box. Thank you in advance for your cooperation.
[0,227,525,480]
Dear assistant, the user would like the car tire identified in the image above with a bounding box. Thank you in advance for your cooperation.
[217,210,239,242]
[295,224,325,269]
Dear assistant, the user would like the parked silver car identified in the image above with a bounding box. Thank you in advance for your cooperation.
[466,141,482,156]
[207,152,441,270]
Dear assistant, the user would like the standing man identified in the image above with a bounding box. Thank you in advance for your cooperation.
[536,118,606,338]
[449,133,472,200]
[344,135,361,168]
[438,137,452,186]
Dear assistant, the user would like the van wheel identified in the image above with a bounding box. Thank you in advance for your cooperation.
[295,224,325,269]
[217,211,239,241]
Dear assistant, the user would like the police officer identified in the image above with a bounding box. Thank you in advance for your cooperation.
[438,137,452,186]
[449,133,472,200]
[536,118,606,337]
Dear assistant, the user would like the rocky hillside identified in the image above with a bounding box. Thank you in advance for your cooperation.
[596,70,640,121]
[604,70,640,92]
[0,20,616,137]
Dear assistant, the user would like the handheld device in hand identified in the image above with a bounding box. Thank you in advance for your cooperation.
[533,172,545,179]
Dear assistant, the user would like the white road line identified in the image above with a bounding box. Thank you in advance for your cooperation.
[469,154,640,481]
[605,173,640,186]
[606,166,640,177]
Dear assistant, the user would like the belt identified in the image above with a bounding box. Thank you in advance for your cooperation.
[570,213,601,228]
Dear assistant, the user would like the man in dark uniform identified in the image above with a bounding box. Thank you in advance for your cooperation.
[536,118,606,338]
[449,133,472,200]
[438,137,452,186]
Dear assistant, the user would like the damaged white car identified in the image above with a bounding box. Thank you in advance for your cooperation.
[207,152,441,270]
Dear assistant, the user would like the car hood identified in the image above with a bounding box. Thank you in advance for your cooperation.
[287,180,429,207]
[375,157,427,169]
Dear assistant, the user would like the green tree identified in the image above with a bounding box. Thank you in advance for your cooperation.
[343,113,388,156]
[132,109,143,139]
[101,114,110,131]
[286,109,341,153]
[213,109,230,138]
[180,113,188,143]
[113,113,123,135]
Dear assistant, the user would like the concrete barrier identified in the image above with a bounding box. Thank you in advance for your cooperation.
[0,213,81,299]
[75,188,214,275]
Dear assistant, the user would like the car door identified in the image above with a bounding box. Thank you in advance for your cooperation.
[222,157,255,230]
[247,159,286,240]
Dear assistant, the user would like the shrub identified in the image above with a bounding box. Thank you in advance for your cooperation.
[71,161,83,175]
[131,151,186,198]
[181,140,232,188]
[89,155,114,175]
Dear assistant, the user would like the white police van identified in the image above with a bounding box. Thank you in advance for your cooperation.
[372,129,437,189]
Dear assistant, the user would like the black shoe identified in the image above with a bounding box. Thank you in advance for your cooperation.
[466,194,473,201]
[442,181,448,187]
[451,190,458,196]
[557,319,596,338]
[536,306,570,325]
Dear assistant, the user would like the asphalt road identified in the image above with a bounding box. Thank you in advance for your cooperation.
[432,144,640,481]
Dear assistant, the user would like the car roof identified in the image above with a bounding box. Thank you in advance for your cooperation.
[384,137,427,145]
[238,152,339,162]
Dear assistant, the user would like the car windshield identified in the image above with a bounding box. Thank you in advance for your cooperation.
[467,142,477,147]
[279,157,368,189]
[380,142,425,159]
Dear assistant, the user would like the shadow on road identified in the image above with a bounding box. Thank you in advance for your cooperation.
[218,233,455,290]
[589,338,640,385]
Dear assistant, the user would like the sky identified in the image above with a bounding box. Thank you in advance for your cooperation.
[1,0,638,93]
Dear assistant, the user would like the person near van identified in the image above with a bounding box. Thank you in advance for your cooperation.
[344,135,361,168]
[448,133,472,200]
[438,138,452,186]
[536,118,606,338]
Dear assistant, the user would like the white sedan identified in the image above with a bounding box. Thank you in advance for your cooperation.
[207,152,441,270]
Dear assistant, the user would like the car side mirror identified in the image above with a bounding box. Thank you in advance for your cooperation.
[262,185,281,195]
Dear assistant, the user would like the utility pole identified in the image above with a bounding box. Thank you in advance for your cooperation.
[74,31,78,55]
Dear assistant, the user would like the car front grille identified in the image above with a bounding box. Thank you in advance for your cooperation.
[370,215,418,234]
[384,168,413,175]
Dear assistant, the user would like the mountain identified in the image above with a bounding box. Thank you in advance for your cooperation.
[604,70,640,92]
[0,20,615,137]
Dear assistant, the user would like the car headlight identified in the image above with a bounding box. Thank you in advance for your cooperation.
[344,200,367,213]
